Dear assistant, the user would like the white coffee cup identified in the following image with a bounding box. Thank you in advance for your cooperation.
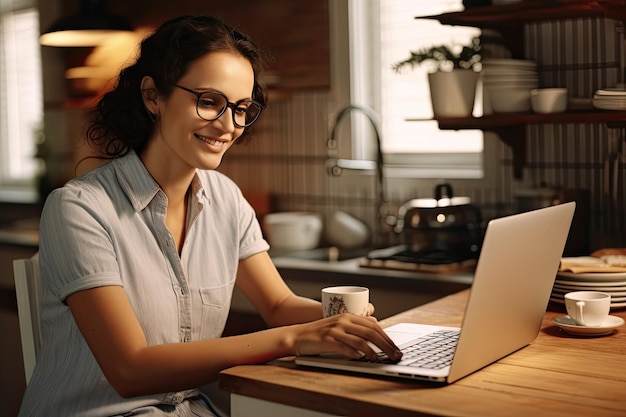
[322,286,369,318]
[564,291,611,327]
[530,88,568,113]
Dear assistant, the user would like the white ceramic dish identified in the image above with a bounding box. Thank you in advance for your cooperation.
[594,88,626,96]
[592,100,626,110]
[551,287,626,302]
[555,277,626,285]
[593,99,626,105]
[530,88,568,113]
[489,86,531,112]
[592,97,626,104]
[263,212,322,251]
[553,315,624,336]
[554,280,626,290]
[593,93,626,98]
[557,271,626,282]
[553,283,626,295]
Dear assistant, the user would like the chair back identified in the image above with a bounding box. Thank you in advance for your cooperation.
[13,253,41,384]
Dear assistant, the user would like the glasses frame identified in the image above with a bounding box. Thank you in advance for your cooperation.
[173,84,263,128]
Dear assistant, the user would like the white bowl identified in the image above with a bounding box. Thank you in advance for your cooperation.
[263,212,323,251]
[489,86,531,113]
[530,88,568,113]
[324,211,370,249]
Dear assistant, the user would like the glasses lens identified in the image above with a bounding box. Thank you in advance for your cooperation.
[238,101,262,127]
[197,92,227,121]
[197,92,262,127]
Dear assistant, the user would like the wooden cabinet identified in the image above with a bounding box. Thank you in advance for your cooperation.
[417,0,626,178]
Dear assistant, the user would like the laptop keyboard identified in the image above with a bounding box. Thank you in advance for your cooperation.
[362,329,460,370]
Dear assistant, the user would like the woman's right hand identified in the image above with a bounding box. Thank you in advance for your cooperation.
[291,314,403,362]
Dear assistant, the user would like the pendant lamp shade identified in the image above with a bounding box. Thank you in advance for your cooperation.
[40,0,132,47]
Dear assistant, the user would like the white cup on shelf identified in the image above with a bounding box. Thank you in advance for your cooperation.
[530,88,568,113]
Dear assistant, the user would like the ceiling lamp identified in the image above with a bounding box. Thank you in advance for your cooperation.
[39,0,133,47]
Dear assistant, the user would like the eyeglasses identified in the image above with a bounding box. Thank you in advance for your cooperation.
[173,84,263,128]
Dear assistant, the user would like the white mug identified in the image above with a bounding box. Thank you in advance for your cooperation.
[322,286,369,318]
[564,291,611,327]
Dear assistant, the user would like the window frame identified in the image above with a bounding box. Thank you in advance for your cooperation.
[328,0,498,187]
[0,0,42,203]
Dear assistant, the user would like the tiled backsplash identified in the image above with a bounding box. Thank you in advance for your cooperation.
[219,16,626,251]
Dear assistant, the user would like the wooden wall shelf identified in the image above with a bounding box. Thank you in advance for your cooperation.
[407,110,626,179]
[414,0,626,179]
[429,110,626,130]
[419,0,626,28]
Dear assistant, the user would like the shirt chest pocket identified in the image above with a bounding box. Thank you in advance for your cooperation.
[198,279,235,339]
[200,285,230,307]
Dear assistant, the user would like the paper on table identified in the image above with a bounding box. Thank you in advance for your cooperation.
[559,256,626,273]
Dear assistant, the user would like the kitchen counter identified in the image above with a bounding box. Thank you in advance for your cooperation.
[0,218,39,248]
[270,254,474,285]
[0,219,39,289]
[220,289,626,417]
[230,253,475,319]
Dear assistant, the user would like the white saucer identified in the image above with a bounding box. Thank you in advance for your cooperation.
[553,315,625,336]
[551,287,626,301]
[595,88,626,96]
[557,271,626,282]
[554,278,626,291]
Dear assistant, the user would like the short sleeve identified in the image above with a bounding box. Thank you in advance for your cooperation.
[236,187,270,260]
[39,186,123,301]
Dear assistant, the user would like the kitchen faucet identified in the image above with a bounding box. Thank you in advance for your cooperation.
[326,104,393,245]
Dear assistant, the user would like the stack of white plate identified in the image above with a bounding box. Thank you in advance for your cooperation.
[551,271,626,309]
[592,88,626,110]
[482,59,539,113]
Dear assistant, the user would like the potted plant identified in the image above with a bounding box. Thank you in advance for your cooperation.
[392,38,481,118]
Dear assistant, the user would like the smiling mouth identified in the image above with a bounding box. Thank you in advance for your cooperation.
[195,133,226,148]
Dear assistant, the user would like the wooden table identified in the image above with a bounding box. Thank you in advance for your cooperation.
[219,290,626,417]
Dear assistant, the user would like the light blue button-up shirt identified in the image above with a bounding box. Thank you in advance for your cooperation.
[19,150,269,416]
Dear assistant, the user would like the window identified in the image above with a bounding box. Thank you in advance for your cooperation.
[0,0,42,202]
[330,0,486,179]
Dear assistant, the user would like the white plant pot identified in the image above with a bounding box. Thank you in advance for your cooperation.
[428,70,479,118]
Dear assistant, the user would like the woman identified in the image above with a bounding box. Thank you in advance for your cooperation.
[19,15,401,417]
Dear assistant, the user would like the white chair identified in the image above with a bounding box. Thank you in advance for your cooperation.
[13,253,41,385]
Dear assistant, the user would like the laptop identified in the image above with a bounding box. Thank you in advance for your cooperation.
[295,202,576,384]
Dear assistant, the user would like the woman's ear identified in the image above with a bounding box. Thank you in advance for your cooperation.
[140,76,159,115]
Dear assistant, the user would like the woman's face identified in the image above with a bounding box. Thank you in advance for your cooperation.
[147,51,255,172]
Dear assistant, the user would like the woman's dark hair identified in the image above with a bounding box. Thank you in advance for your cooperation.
[85,15,269,159]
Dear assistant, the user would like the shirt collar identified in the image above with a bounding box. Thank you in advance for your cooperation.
[112,150,208,212]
